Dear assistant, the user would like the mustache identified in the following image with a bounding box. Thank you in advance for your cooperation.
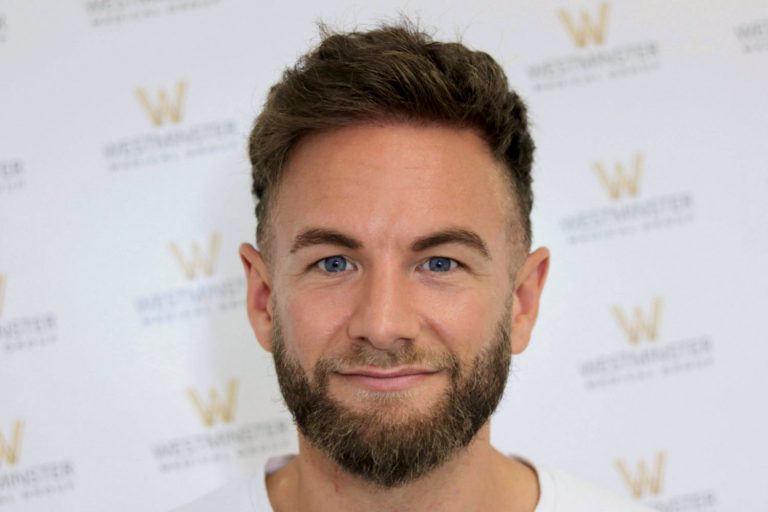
[314,343,460,376]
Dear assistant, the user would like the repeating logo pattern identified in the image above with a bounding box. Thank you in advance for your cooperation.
[560,152,695,244]
[526,2,660,91]
[135,81,187,127]
[0,275,59,353]
[133,233,244,325]
[611,297,662,344]
[151,380,292,473]
[84,0,222,27]
[614,452,718,511]
[615,450,666,498]
[579,296,714,389]
[101,80,239,171]
[558,3,609,48]
[593,153,643,200]
[170,233,221,281]
[0,421,77,507]
[0,421,23,466]
[187,379,239,427]
[0,4,754,510]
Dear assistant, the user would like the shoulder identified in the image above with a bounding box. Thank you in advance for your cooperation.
[170,476,261,512]
[536,466,654,512]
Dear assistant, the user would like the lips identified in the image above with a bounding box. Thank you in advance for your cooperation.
[335,367,442,392]
[342,366,438,378]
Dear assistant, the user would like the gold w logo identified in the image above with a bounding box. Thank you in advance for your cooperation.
[0,421,23,466]
[612,297,662,344]
[134,80,187,127]
[558,3,610,48]
[593,153,644,200]
[0,273,6,317]
[187,380,239,427]
[615,451,667,498]
[169,233,221,280]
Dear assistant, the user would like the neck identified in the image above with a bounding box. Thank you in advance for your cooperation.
[266,423,539,512]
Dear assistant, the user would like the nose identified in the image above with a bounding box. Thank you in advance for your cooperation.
[347,263,421,351]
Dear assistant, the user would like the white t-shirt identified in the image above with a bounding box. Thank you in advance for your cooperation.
[172,455,653,511]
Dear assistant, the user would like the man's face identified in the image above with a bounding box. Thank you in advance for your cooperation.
[246,122,541,486]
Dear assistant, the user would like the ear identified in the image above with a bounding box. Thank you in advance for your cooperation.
[510,247,550,355]
[239,243,275,352]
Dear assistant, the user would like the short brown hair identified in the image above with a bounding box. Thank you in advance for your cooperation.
[248,21,535,255]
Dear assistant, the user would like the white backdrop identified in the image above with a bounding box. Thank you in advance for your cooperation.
[1,1,767,511]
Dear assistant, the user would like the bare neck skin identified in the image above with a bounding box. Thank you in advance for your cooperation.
[265,423,539,512]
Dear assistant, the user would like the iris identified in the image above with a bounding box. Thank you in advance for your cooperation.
[427,257,456,272]
[320,256,348,273]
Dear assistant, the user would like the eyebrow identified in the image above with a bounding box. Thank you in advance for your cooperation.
[289,228,362,254]
[288,226,490,260]
[411,228,491,260]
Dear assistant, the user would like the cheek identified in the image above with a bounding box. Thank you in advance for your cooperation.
[280,287,352,369]
[418,286,504,360]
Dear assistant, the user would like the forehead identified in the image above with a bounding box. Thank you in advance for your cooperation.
[271,123,515,252]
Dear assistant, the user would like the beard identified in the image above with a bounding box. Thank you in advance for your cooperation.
[271,307,512,489]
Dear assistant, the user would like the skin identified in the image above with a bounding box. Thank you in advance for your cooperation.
[240,122,550,512]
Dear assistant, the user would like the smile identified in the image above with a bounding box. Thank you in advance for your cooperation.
[335,367,443,392]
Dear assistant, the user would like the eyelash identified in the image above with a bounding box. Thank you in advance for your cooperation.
[311,256,464,274]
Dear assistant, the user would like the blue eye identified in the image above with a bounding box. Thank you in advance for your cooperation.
[317,255,351,273]
[424,257,457,272]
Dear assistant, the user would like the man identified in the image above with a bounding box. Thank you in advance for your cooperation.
[175,21,651,512]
